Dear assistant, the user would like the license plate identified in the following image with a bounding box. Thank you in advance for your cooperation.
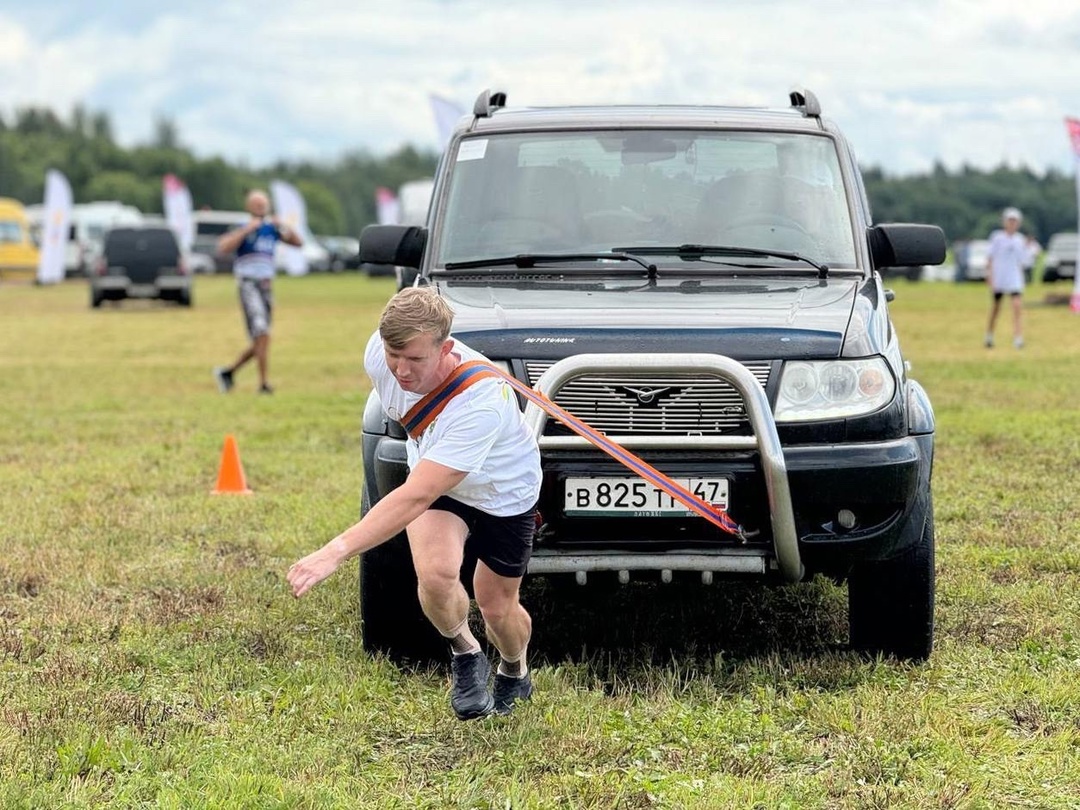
[564,476,728,517]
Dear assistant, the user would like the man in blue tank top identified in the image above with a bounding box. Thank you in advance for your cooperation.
[213,189,302,394]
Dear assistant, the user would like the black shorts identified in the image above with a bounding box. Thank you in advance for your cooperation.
[993,290,1022,301]
[429,496,537,579]
[238,277,273,338]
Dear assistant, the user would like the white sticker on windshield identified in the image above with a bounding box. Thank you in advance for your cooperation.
[456,139,488,162]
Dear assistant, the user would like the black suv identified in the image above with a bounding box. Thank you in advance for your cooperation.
[91,225,192,307]
[359,89,946,661]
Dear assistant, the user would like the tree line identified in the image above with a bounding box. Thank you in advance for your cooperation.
[1,105,1076,244]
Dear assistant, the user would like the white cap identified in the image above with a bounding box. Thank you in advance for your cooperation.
[1003,207,1022,222]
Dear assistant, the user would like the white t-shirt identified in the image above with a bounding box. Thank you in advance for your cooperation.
[364,332,541,516]
[987,230,1027,293]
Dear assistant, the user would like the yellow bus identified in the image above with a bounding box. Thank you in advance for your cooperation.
[0,197,41,283]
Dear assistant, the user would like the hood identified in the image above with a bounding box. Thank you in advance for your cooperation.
[440,276,861,361]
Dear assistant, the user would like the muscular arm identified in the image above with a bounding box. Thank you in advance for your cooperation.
[287,459,467,598]
[276,221,303,247]
[217,219,258,255]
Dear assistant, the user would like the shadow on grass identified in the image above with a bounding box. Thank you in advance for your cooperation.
[364,572,901,696]
[518,573,867,690]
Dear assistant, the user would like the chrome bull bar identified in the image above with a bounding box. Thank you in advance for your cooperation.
[523,353,803,583]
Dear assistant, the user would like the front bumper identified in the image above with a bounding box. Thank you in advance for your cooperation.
[93,275,190,299]
[362,354,933,585]
[364,431,930,582]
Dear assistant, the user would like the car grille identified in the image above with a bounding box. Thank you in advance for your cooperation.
[523,360,771,435]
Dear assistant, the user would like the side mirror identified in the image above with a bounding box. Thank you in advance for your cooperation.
[358,225,427,269]
[868,223,946,269]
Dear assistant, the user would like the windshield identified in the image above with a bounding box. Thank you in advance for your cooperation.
[0,221,22,244]
[1049,233,1078,254]
[436,129,856,270]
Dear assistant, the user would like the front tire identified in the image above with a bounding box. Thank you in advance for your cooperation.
[358,491,444,664]
[848,494,935,661]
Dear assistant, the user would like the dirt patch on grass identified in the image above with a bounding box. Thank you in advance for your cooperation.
[0,564,46,599]
[142,585,225,625]
[207,540,264,571]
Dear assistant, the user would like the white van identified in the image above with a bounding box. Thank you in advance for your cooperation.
[398,178,435,226]
[26,201,144,277]
[192,209,248,273]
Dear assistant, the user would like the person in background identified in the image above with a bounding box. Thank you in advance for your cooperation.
[287,288,541,719]
[213,189,302,394]
[1022,235,1042,285]
[985,207,1027,349]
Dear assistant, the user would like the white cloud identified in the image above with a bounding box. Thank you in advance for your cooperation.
[1,1,1078,175]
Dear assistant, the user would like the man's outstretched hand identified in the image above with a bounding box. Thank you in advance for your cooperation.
[287,546,343,598]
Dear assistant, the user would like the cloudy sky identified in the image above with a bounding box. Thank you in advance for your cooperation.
[1,0,1078,176]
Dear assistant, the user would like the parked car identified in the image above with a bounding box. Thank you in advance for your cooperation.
[90,225,191,307]
[192,209,248,273]
[955,238,990,281]
[358,87,946,663]
[1041,232,1078,283]
[275,234,332,274]
[0,197,40,283]
[317,235,361,271]
[26,200,144,278]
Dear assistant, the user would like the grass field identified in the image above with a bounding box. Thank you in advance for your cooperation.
[2,272,1079,808]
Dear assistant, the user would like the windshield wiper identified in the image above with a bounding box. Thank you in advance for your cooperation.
[442,252,658,275]
[615,244,829,279]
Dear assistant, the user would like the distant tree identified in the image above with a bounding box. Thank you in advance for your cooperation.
[152,115,182,151]
[90,112,113,142]
[292,179,344,235]
[14,107,66,137]
[84,170,158,213]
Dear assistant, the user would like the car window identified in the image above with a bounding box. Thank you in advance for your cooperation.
[104,229,180,263]
[0,221,21,243]
[437,130,856,269]
[1049,234,1078,253]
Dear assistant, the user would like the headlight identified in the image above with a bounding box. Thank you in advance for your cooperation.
[775,358,895,422]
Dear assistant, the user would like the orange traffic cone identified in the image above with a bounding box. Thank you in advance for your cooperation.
[213,434,252,495]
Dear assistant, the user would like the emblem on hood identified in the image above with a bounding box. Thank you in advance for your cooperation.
[618,385,680,406]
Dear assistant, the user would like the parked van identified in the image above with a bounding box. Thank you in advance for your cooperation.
[398,178,435,226]
[192,209,248,273]
[26,201,144,277]
[0,198,41,283]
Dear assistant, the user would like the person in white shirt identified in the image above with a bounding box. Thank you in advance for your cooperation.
[287,288,542,719]
[985,207,1028,349]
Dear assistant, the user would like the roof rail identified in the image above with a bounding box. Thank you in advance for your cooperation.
[788,88,821,118]
[473,88,508,118]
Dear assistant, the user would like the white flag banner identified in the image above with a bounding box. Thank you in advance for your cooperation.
[36,169,72,285]
[270,179,309,276]
[1067,118,1080,312]
[162,173,194,252]
[429,94,466,151]
[375,186,401,225]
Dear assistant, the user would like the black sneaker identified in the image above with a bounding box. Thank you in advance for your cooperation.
[214,367,234,393]
[258,383,274,395]
[493,671,533,715]
[450,651,494,720]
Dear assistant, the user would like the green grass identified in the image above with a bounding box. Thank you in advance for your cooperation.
[2,273,1079,808]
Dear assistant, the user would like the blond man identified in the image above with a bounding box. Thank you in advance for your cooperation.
[288,288,541,718]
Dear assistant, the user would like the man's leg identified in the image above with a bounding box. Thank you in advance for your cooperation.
[986,295,1002,347]
[474,561,533,714]
[1010,294,1024,347]
[253,333,271,389]
[407,509,493,719]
